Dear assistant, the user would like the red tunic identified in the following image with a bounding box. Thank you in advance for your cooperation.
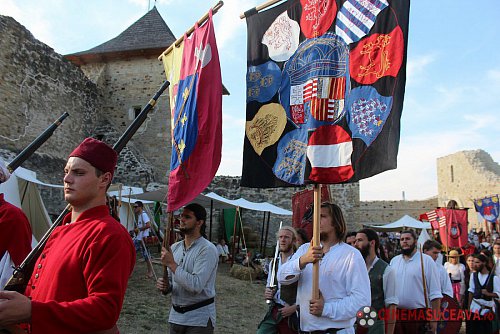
[25,205,136,334]
[0,193,32,266]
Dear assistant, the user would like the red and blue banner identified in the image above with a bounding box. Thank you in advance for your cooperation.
[474,195,499,224]
[166,10,222,211]
[242,0,409,187]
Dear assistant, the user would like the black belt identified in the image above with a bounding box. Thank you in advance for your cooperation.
[300,329,342,334]
[451,279,461,283]
[172,297,215,314]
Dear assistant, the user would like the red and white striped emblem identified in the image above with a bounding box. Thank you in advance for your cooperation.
[307,125,354,183]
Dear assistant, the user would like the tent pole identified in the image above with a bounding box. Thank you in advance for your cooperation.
[230,207,239,267]
[209,199,214,242]
[260,211,266,254]
[263,211,271,258]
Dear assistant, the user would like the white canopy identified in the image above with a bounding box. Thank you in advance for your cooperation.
[124,189,292,215]
[369,215,431,232]
[0,167,63,241]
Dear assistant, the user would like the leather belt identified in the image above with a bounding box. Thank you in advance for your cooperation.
[300,329,342,334]
[172,297,215,314]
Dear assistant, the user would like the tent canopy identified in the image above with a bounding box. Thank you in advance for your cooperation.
[368,215,431,232]
[0,167,62,241]
[124,188,292,215]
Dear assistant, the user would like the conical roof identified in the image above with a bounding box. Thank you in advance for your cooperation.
[66,7,175,64]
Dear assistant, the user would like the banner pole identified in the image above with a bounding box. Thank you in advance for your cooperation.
[312,184,321,299]
[240,0,284,19]
[158,1,224,60]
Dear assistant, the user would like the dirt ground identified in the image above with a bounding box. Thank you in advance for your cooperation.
[118,258,268,334]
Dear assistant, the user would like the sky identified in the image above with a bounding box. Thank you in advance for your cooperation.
[1,0,499,201]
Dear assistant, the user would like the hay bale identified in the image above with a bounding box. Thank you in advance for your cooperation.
[229,264,263,281]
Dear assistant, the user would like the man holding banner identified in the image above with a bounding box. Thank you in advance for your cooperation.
[278,202,370,333]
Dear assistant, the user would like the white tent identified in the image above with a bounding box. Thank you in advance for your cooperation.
[0,167,62,241]
[0,167,62,288]
[124,188,293,215]
[369,215,432,232]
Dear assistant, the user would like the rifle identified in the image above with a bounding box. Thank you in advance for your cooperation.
[6,112,69,173]
[4,81,170,293]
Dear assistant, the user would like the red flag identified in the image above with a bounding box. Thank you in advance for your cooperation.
[291,186,330,240]
[439,208,468,248]
[167,10,222,211]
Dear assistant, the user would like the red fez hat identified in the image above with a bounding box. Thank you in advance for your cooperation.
[69,138,117,177]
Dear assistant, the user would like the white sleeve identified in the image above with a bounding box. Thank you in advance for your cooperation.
[426,257,443,301]
[277,244,307,285]
[494,276,500,300]
[440,265,454,297]
[383,264,398,306]
[459,264,466,295]
[322,250,371,322]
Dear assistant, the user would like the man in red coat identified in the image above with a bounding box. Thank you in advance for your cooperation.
[0,159,32,289]
[0,138,136,334]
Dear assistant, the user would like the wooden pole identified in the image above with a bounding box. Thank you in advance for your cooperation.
[260,211,266,254]
[263,211,271,257]
[158,1,224,60]
[209,199,214,242]
[239,0,284,19]
[230,207,239,267]
[312,184,321,299]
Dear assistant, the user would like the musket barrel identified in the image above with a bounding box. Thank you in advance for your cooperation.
[7,112,70,173]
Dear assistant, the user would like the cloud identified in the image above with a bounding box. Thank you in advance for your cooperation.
[213,0,260,50]
[406,53,437,86]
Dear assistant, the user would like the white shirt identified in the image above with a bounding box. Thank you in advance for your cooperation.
[216,243,229,257]
[390,251,442,309]
[493,255,500,277]
[278,242,371,332]
[436,262,454,297]
[468,272,500,316]
[136,211,150,239]
[444,262,465,295]
[368,257,398,307]
[267,254,293,305]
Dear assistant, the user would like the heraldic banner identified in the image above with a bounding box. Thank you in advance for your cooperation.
[440,208,468,248]
[474,195,499,224]
[166,10,222,211]
[241,0,410,187]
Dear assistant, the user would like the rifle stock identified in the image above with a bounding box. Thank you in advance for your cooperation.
[4,81,170,293]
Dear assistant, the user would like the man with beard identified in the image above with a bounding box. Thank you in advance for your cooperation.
[468,253,500,334]
[257,226,299,334]
[354,229,398,334]
[422,240,454,299]
[278,202,370,333]
[390,230,442,334]
[156,203,218,334]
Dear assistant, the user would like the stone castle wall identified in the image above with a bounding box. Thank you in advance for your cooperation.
[437,150,500,229]
[79,58,171,186]
[0,15,101,162]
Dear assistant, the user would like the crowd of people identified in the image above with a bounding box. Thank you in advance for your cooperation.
[1,137,500,334]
